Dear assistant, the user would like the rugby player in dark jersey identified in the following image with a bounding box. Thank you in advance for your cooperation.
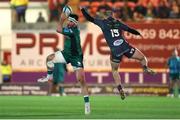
[80,7,156,100]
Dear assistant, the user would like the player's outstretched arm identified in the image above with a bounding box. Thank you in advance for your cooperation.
[125,26,141,36]
[80,7,95,23]
[56,22,63,33]
[120,22,141,36]
[127,28,141,36]
[59,12,67,27]
[59,4,73,28]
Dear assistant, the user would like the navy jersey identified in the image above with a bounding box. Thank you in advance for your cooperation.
[81,8,140,58]
[94,17,132,55]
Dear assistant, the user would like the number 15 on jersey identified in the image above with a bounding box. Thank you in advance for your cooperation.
[110,29,120,37]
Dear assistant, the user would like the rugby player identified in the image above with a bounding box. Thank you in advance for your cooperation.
[38,14,90,115]
[167,48,180,97]
[80,7,156,100]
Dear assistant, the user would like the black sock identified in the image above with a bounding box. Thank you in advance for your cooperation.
[143,65,148,69]
[47,70,53,74]
[178,89,180,94]
[169,88,174,94]
[117,84,123,92]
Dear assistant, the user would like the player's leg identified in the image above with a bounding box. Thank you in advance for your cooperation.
[53,63,66,96]
[74,68,90,114]
[75,68,89,95]
[51,63,59,96]
[130,48,156,75]
[177,77,180,97]
[172,73,180,97]
[168,75,176,97]
[37,51,66,82]
[110,60,125,100]
[71,55,90,114]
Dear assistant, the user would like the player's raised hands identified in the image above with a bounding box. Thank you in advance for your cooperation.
[79,6,86,10]
[139,33,143,38]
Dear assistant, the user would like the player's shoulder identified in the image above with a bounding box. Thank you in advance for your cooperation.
[168,56,173,61]
[177,56,180,61]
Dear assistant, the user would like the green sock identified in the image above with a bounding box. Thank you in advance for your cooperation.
[169,88,174,94]
[84,95,89,103]
[59,87,64,94]
[47,70,53,74]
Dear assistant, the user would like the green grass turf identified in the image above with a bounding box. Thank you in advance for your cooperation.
[0,95,180,119]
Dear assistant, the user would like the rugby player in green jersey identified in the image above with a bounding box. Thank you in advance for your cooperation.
[38,14,90,115]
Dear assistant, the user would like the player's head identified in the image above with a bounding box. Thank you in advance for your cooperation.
[172,48,178,56]
[67,14,79,27]
[64,0,69,4]
[59,0,69,5]
[111,8,121,19]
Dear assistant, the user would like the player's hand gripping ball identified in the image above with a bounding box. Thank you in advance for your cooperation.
[62,5,73,17]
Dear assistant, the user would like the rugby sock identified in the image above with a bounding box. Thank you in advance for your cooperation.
[84,95,89,103]
[59,87,64,94]
[117,84,123,92]
[84,95,90,114]
[143,65,148,70]
[178,89,180,94]
[169,88,174,94]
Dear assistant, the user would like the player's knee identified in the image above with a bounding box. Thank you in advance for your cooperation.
[46,54,55,69]
[139,55,146,62]
[112,67,118,73]
[77,75,85,84]
[47,54,55,61]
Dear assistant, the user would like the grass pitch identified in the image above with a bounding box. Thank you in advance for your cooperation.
[0,95,180,119]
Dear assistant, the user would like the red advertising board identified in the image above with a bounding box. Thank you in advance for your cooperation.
[121,22,180,69]
[12,22,180,72]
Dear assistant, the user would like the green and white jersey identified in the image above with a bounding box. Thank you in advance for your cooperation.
[62,26,83,56]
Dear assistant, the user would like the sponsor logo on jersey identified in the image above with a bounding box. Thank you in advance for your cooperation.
[113,39,123,46]
[77,62,81,66]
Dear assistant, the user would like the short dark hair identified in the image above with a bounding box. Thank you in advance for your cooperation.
[69,14,79,21]
[64,0,69,4]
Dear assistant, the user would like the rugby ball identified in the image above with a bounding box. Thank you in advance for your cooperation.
[62,5,73,17]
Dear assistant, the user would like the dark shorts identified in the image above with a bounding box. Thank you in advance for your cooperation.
[169,73,180,81]
[62,51,84,69]
[110,43,136,63]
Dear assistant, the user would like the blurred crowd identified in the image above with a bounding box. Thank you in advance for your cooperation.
[10,0,180,23]
[80,0,180,22]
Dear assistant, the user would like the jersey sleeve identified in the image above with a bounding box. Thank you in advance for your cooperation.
[81,8,104,28]
[120,22,130,31]
[120,22,141,35]
[94,19,104,28]
[62,28,73,36]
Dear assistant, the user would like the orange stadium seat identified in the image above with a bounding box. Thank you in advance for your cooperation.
[128,2,136,8]
[80,1,90,7]
[90,1,100,15]
[90,1,101,8]
[107,2,113,8]
[113,2,124,8]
